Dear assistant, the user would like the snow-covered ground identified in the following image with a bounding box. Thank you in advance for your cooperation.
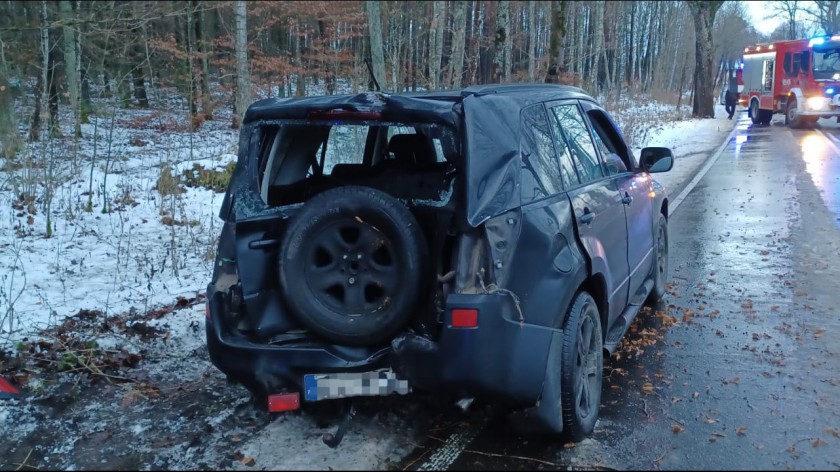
[0,87,735,352]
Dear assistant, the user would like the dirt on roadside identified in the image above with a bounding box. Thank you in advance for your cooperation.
[0,299,440,471]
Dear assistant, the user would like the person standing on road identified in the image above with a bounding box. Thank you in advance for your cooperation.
[724,88,738,120]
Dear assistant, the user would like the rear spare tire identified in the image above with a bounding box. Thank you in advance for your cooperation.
[279,185,428,346]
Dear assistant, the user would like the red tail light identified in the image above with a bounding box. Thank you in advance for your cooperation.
[0,376,20,395]
[268,392,300,412]
[451,308,479,328]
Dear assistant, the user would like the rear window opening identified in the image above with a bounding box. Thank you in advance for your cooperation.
[255,121,460,208]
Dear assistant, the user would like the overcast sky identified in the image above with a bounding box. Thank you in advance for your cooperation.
[743,0,782,35]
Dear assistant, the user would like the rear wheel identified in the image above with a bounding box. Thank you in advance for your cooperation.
[560,291,603,441]
[527,291,603,441]
[759,109,773,125]
[749,100,760,124]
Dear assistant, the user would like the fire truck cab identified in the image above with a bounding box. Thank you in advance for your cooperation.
[742,35,840,128]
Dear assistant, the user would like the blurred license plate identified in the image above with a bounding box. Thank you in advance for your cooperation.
[303,369,411,401]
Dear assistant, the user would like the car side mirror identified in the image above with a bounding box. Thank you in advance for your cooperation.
[640,147,674,173]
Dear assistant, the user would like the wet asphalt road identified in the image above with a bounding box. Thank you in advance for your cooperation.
[397,112,840,471]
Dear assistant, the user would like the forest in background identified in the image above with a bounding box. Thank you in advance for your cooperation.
[0,0,839,160]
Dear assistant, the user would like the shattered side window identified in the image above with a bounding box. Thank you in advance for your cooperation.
[520,104,563,204]
[550,104,605,186]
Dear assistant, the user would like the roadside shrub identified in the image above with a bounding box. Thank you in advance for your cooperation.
[181,161,236,193]
[156,165,184,196]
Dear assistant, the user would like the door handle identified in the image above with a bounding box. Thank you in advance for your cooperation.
[622,192,633,205]
[579,208,594,225]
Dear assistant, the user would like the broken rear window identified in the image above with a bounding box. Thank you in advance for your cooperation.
[253,121,459,207]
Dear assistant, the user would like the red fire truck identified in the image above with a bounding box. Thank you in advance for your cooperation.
[742,35,840,128]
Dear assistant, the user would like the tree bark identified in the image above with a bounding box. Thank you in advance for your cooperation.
[59,0,81,137]
[233,0,250,128]
[544,0,566,84]
[428,0,444,89]
[196,0,213,120]
[492,0,509,83]
[449,1,467,88]
[528,0,536,81]
[687,0,723,118]
[0,61,22,158]
[366,1,386,91]
[590,0,604,94]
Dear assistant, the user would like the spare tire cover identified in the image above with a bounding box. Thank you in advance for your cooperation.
[278,185,429,346]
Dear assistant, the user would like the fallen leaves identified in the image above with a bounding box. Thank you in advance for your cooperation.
[740,299,754,309]
[810,438,827,447]
[641,382,655,394]
[736,426,747,436]
[672,424,684,434]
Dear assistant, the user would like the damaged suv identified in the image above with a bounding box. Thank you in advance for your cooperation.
[206,83,673,442]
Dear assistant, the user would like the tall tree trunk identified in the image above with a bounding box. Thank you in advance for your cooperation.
[687,1,722,118]
[591,0,604,94]
[492,0,509,83]
[0,62,22,158]
[196,0,213,119]
[528,0,536,81]
[544,0,566,83]
[186,4,198,123]
[366,1,386,91]
[59,0,80,137]
[449,1,467,88]
[627,2,635,85]
[77,0,90,123]
[428,1,444,89]
[131,44,149,108]
[31,0,50,141]
[233,0,250,128]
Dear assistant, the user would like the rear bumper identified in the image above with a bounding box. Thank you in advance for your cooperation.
[205,290,392,399]
[393,293,558,406]
[206,289,558,407]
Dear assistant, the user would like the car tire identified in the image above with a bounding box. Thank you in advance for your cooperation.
[647,213,669,304]
[785,97,803,129]
[759,109,773,125]
[749,100,760,125]
[527,291,603,440]
[560,291,603,442]
[278,185,428,346]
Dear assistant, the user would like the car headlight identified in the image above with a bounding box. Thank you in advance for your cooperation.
[806,96,829,110]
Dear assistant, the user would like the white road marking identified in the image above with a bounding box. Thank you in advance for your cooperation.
[416,426,481,471]
[670,117,743,214]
